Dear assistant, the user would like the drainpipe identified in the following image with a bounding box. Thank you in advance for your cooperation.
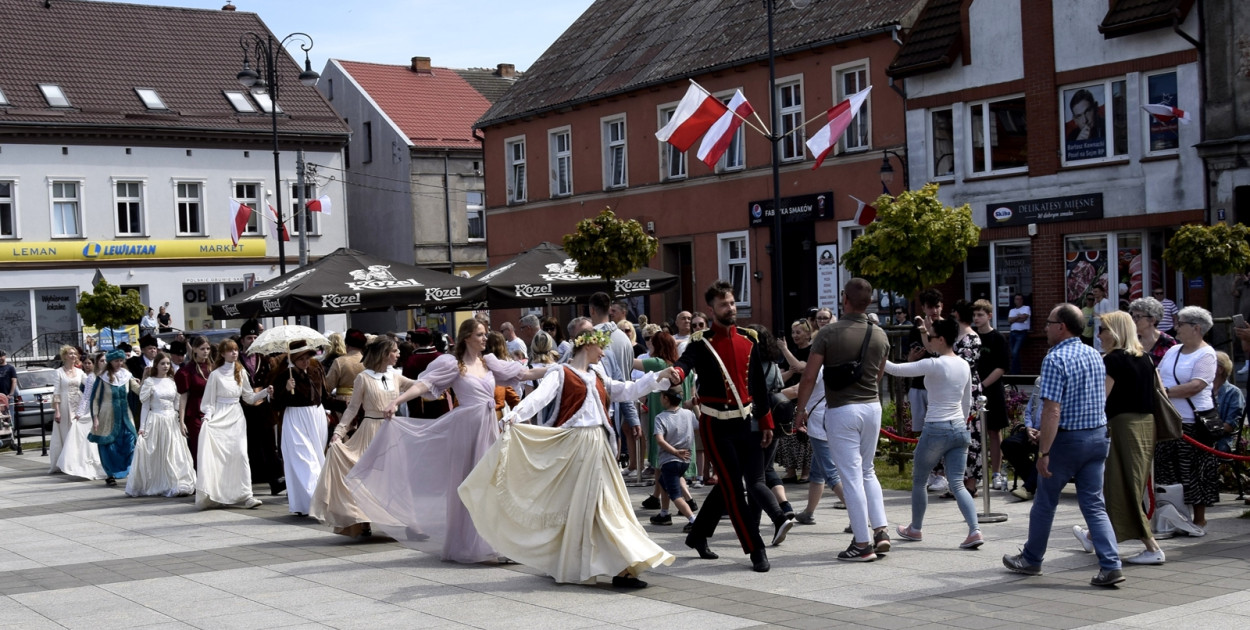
[444,151,454,273]
[1173,7,1205,223]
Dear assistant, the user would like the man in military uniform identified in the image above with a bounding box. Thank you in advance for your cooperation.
[671,281,791,573]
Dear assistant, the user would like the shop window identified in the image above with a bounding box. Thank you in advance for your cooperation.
[969,96,1028,175]
[0,290,31,355]
[993,241,1032,327]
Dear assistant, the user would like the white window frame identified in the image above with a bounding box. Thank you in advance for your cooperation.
[833,61,871,153]
[0,179,17,239]
[1059,78,1128,167]
[0,88,9,107]
[134,88,167,110]
[111,178,147,237]
[657,105,687,181]
[40,84,71,108]
[602,115,628,189]
[838,221,866,307]
[173,179,206,237]
[716,89,747,172]
[928,107,956,181]
[1142,69,1181,158]
[466,190,486,241]
[288,182,319,236]
[505,135,527,204]
[718,230,751,307]
[223,91,256,113]
[967,94,1029,177]
[231,180,264,236]
[776,75,805,163]
[48,179,84,238]
[548,127,572,198]
[252,92,282,114]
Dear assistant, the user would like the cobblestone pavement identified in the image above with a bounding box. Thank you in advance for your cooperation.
[0,450,1248,629]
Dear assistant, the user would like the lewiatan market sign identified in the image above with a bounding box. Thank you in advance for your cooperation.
[1,239,265,263]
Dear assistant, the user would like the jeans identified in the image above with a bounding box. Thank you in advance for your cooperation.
[1001,425,1039,492]
[808,437,841,488]
[908,388,929,424]
[1022,427,1121,570]
[817,401,887,544]
[1009,330,1028,374]
[911,420,978,534]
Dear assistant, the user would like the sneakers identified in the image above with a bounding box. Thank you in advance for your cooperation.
[837,542,878,562]
[641,495,661,510]
[926,473,949,493]
[779,501,796,520]
[795,511,816,525]
[650,513,672,526]
[242,497,262,509]
[1072,526,1093,553]
[1002,553,1041,576]
[896,524,923,541]
[687,498,698,512]
[682,520,695,533]
[771,517,795,546]
[1125,549,1166,565]
[991,473,1007,491]
[1091,568,1126,587]
[960,530,985,550]
[873,528,891,554]
[1011,487,1035,501]
[691,477,704,488]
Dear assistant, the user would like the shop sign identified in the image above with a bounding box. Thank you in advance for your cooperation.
[1,239,265,263]
[986,193,1103,227]
[816,244,838,309]
[748,191,834,226]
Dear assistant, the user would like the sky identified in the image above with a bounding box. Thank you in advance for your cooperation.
[103,0,597,72]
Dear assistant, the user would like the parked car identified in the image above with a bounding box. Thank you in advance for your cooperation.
[156,328,240,349]
[13,367,57,434]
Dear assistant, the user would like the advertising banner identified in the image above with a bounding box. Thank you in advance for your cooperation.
[0,239,265,263]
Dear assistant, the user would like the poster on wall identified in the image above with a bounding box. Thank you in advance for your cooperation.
[1063,85,1108,161]
[35,289,79,351]
[816,244,838,310]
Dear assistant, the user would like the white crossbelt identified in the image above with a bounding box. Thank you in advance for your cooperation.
[699,403,753,420]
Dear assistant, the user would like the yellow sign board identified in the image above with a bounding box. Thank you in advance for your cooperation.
[1,239,266,263]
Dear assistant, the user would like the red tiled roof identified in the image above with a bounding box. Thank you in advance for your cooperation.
[0,0,347,140]
[337,60,493,150]
[886,0,964,79]
[1099,0,1195,38]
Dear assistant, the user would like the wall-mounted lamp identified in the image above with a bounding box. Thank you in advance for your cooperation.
[753,270,764,281]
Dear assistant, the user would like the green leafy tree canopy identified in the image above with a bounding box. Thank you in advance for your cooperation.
[841,183,980,296]
[563,208,658,284]
[1162,223,1250,278]
[76,280,146,346]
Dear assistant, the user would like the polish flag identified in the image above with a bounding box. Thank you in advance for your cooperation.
[805,86,873,169]
[655,83,728,152]
[306,194,332,215]
[696,90,755,167]
[1142,103,1190,124]
[850,195,876,226]
[266,204,291,242]
[229,199,252,246]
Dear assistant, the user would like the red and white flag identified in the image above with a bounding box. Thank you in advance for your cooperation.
[1142,103,1190,125]
[805,86,873,169]
[850,195,876,226]
[696,90,755,167]
[306,194,332,215]
[655,82,728,152]
[266,204,291,242]
[229,199,252,246]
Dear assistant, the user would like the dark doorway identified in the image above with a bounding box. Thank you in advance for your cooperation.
[779,222,817,329]
[663,241,694,320]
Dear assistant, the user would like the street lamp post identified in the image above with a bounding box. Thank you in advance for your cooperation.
[765,0,786,334]
[236,32,320,277]
[879,149,910,194]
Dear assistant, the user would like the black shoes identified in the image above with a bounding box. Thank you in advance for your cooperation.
[270,478,286,496]
[1091,568,1125,587]
[682,521,695,533]
[685,534,719,560]
[750,549,770,572]
[771,517,796,546]
[105,477,117,486]
[687,499,698,512]
[649,513,672,526]
[641,495,660,510]
[612,575,648,588]
[1002,553,1041,576]
[873,528,892,554]
[779,501,795,520]
[837,542,878,562]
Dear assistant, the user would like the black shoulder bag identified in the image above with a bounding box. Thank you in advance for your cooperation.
[1171,353,1224,445]
[823,321,875,392]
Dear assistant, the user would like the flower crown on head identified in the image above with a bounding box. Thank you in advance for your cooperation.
[574,329,612,349]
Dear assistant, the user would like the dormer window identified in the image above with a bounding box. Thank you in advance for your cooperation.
[39,84,71,108]
[252,92,282,114]
[0,88,9,106]
[224,91,256,113]
[135,88,167,110]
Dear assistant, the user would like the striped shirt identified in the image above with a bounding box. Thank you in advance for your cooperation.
[1039,336,1107,430]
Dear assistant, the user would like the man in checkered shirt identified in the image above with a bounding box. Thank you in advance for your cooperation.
[1003,303,1124,587]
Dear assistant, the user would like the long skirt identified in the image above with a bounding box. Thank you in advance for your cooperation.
[55,416,106,480]
[281,405,328,515]
[458,424,675,584]
[1155,422,1220,507]
[195,403,253,508]
[1105,412,1154,542]
[310,417,382,536]
[126,409,196,497]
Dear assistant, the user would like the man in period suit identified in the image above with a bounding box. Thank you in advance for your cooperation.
[125,335,160,419]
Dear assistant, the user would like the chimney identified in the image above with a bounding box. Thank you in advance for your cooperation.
[411,56,432,74]
[496,63,516,79]
[221,2,235,10]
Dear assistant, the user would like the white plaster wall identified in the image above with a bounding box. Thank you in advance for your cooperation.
[902,0,1024,99]
[1053,0,1197,73]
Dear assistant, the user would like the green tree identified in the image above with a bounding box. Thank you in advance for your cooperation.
[563,208,659,290]
[1162,223,1250,278]
[841,183,980,296]
[76,280,146,347]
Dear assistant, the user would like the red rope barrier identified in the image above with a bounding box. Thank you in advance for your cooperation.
[879,427,918,444]
[1181,434,1250,462]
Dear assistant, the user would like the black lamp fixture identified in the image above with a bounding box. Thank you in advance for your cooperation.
[879,148,909,193]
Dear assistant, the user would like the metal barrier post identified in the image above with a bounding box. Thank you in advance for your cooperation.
[12,407,21,455]
[39,399,48,457]
[976,396,1008,524]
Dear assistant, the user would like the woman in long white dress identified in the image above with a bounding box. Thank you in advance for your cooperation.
[271,341,344,517]
[346,318,540,561]
[458,329,676,587]
[86,350,139,486]
[197,339,271,509]
[52,346,105,479]
[126,353,196,497]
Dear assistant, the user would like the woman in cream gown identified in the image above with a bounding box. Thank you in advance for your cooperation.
[345,319,539,561]
[126,353,196,497]
[86,350,139,486]
[459,329,676,588]
[196,340,270,509]
[53,346,105,479]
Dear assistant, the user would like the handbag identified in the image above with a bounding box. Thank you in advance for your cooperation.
[1169,353,1223,445]
[1151,372,1183,442]
[823,321,875,391]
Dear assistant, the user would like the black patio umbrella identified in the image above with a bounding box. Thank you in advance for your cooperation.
[470,242,677,308]
[210,247,486,319]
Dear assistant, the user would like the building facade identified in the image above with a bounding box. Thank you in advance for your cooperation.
[0,0,350,356]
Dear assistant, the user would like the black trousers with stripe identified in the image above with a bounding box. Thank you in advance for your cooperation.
[689,416,772,554]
